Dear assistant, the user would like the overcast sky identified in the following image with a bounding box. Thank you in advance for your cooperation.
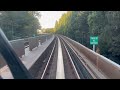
[39,11,67,29]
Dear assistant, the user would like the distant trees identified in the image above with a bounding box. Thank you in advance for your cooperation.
[88,11,110,55]
[106,11,120,58]
[0,11,41,40]
[42,28,54,33]
[54,11,120,64]
[55,11,91,47]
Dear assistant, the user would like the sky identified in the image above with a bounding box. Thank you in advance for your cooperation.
[39,11,67,29]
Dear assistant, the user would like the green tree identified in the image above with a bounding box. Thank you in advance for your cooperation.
[0,11,41,40]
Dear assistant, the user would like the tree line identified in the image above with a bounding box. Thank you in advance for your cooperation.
[0,11,41,40]
[54,11,120,64]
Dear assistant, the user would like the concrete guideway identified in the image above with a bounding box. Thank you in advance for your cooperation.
[56,37,65,79]
[1,34,120,79]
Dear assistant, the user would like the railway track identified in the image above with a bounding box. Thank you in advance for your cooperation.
[59,36,94,79]
[1,34,119,79]
[41,38,58,79]
[59,37,79,79]
[29,36,58,79]
[29,35,95,79]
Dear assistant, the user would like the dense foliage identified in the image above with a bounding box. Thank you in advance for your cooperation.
[0,11,41,40]
[54,11,120,64]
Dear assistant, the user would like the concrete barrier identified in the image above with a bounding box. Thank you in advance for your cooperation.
[10,39,25,58]
[47,34,53,40]
[0,39,25,68]
[24,38,29,46]
[39,36,47,44]
[29,37,39,51]
[0,35,52,69]
[63,35,120,79]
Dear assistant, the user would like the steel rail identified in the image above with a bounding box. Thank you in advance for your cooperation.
[41,38,57,79]
[60,36,93,79]
[60,37,80,79]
